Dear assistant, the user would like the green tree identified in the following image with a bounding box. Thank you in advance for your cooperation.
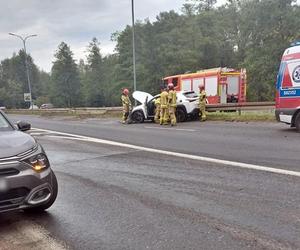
[85,38,105,106]
[0,50,46,108]
[3,0,300,107]
[237,0,300,101]
[187,0,217,12]
[111,0,300,102]
[50,42,81,107]
[101,54,122,106]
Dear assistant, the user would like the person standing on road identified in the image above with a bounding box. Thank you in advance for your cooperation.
[168,83,177,126]
[198,84,207,121]
[121,88,132,124]
[160,88,169,125]
[154,90,162,124]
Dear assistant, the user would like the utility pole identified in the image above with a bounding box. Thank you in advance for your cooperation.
[131,0,137,105]
[9,33,37,109]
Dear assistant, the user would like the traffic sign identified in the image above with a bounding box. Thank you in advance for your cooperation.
[24,93,32,102]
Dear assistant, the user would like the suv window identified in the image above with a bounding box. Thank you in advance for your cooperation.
[0,112,13,131]
[183,91,198,98]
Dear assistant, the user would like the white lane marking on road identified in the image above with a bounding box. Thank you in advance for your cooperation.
[144,126,196,132]
[34,127,300,178]
[29,132,45,136]
[28,128,51,135]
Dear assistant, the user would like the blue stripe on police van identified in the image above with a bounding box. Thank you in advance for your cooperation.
[280,88,300,97]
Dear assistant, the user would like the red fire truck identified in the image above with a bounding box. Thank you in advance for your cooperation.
[163,67,247,104]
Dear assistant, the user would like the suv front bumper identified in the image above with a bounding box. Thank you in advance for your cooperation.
[0,160,54,213]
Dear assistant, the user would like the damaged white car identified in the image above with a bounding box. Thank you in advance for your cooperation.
[130,91,199,123]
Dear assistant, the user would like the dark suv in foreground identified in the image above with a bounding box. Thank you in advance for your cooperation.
[0,110,57,212]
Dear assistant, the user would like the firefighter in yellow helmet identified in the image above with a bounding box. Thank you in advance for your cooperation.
[154,89,162,123]
[160,87,169,125]
[167,83,177,126]
[121,88,132,124]
[198,84,207,121]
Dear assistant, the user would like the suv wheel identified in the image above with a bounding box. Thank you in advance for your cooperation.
[131,110,145,123]
[176,108,187,122]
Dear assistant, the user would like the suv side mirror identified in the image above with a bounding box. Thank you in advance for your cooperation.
[17,121,31,131]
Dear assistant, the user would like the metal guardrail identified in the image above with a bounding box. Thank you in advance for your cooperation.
[6,102,275,115]
[206,102,275,112]
[7,106,123,114]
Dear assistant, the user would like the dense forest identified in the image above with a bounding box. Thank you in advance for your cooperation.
[1,0,300,108]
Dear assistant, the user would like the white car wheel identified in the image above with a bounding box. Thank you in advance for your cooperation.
[132,111,145,123]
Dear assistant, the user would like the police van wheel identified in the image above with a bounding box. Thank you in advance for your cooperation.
[132,111,144,123]
[295,113,300,132]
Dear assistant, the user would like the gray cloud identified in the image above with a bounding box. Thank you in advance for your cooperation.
[2,0,230,71]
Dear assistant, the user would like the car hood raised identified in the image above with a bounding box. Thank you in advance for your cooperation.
[132,91,154,104]
[0,131,36,159]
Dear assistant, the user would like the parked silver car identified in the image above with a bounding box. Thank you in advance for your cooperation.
[0,110,58,212]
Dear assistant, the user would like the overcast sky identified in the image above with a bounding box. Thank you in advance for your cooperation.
[0,0,228,72]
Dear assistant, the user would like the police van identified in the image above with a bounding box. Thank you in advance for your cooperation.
[275,41,300,131]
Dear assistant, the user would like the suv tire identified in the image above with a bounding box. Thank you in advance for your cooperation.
[176,108,187,122]
[131,110,145,123]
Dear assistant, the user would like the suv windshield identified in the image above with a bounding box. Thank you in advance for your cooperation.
[0,112,13,131]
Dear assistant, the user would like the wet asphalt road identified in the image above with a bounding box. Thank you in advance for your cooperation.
[7,115,300,170]
[1,116,300,249]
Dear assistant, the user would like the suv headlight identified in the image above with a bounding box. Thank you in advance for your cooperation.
[23,153,50,172]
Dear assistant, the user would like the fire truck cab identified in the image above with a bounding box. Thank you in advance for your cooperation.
[163,67,247,104]
[275,41,300,131]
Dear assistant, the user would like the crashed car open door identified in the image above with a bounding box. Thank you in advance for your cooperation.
[131,91,154,123]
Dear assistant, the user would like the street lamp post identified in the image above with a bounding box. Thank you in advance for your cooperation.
[131,0,137,104]
[9,33,37,109]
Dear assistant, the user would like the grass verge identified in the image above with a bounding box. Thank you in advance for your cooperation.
[206,110,275,122]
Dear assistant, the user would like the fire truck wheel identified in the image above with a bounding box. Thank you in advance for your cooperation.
[295,112,300,132]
